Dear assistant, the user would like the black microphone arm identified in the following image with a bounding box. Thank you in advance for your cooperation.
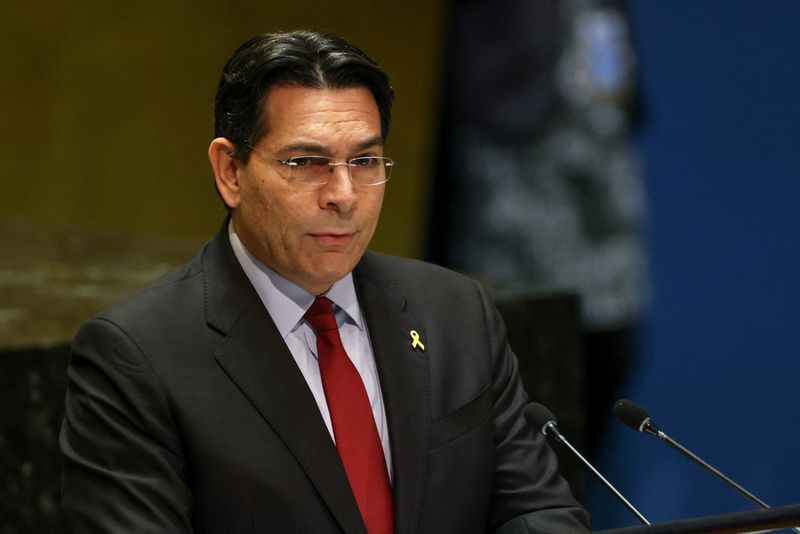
[613,398,800,534]
[524,403,651,526]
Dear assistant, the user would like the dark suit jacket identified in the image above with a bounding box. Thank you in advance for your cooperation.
[60,224,590,533]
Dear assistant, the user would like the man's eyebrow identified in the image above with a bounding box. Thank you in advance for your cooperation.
[354,136,384,153]
[279,141,328,154]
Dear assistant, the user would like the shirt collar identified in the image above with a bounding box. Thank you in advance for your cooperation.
[228,221,363,338]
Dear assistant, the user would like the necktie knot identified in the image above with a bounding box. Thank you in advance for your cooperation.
[304,296,339,333]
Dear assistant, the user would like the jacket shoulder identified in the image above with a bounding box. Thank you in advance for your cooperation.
[92,247,206,331]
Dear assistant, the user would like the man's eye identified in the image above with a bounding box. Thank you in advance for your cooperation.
[290,157,314,168]
[352,157,377,167]
[290,156,332,168]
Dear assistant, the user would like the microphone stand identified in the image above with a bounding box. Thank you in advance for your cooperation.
[647,424,768,508]
[543,421,651,525]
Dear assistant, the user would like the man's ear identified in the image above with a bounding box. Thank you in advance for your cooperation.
[208,137,242,209]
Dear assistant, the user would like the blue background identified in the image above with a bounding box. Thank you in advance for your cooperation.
[588,1,800,528]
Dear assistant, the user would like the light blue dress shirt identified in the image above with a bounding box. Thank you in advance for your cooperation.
[228,223,392,477]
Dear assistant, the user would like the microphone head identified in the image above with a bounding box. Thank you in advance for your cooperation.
[523,402,558,435]
[613,399,652,432]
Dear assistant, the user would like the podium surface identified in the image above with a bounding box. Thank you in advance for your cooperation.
[595,503,800,534]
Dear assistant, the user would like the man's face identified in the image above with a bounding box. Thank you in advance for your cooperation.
[228,85,386,295]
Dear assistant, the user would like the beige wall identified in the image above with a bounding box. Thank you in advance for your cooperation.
[0,2,445,258]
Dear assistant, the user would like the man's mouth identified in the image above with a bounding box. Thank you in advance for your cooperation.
[309,232,356,246]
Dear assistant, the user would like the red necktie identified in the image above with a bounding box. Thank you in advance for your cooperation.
[304,297,394,534]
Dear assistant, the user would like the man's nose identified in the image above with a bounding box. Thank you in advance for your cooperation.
[318,164,357,212]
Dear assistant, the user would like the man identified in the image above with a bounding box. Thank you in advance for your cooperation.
[60,30,590,533]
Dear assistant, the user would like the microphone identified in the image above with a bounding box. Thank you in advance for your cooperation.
[524,403,650,525]
[613,398,800,534]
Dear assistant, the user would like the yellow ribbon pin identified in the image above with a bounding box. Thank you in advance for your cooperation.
[409,330,425,351]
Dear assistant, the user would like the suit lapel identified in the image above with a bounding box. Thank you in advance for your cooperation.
[202,225,366,534]
[355,254,431,534]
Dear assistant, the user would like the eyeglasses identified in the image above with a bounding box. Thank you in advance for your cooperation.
[275,155,394,187]
[242,145,394,187]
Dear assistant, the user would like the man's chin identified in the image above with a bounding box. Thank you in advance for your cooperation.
[303,264,357,295]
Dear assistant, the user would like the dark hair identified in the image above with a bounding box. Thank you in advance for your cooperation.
[214,30,395,162]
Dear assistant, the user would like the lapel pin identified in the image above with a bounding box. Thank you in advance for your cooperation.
[409,330,425,351]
